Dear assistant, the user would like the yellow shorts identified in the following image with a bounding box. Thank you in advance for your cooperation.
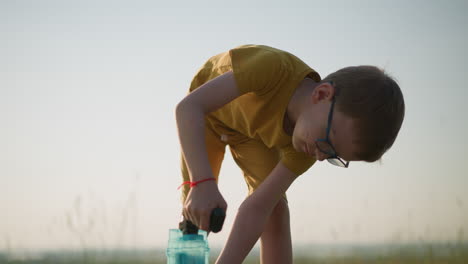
[180,122,281,202]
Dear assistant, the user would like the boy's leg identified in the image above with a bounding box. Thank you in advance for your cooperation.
[259,197,292,264]
[180,125,227,202]
[229,139,292,264]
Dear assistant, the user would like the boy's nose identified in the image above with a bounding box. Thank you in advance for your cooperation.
[315,148,328,161]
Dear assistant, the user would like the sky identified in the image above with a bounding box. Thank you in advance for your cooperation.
[1,0,467,251]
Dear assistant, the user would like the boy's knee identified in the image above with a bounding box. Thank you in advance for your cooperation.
[263,198,291,237]
[270,198,289,221]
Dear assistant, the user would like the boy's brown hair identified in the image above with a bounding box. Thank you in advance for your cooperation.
[322,66,405,162]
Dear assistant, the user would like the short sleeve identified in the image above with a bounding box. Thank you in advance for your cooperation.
[280,145,316,176]
[229,46,287,96]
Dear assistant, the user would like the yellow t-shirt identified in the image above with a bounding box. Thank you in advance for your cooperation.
[189,44,321,176]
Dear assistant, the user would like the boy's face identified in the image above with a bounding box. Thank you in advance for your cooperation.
[291,84,360,163]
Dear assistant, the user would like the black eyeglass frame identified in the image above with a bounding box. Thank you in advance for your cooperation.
[314,96,350,168]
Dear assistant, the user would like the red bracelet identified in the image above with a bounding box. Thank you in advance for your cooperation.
[177,178,216,190]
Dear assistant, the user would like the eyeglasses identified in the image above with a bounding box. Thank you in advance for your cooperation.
[315,97,350,168]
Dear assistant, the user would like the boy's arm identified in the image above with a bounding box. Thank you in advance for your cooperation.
[216,162,297,264]
[176,71,241,231]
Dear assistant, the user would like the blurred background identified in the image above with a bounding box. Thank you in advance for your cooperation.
[1,0,467,262]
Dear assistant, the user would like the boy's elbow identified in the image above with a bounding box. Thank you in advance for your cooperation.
[175,100,206,126]
[175,100,194,119]
[175,99,188,114]
[176,98,204,114]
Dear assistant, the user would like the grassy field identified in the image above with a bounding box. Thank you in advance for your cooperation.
[1,242,467,264]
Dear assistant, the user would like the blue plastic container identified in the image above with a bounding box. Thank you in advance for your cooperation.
[166,229,209,264]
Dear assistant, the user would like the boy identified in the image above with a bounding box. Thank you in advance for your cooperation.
[175,44,405,264]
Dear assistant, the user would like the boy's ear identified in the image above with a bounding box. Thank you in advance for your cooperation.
[311,82,335,103]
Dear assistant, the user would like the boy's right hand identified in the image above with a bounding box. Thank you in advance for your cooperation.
[183,180,227,232]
